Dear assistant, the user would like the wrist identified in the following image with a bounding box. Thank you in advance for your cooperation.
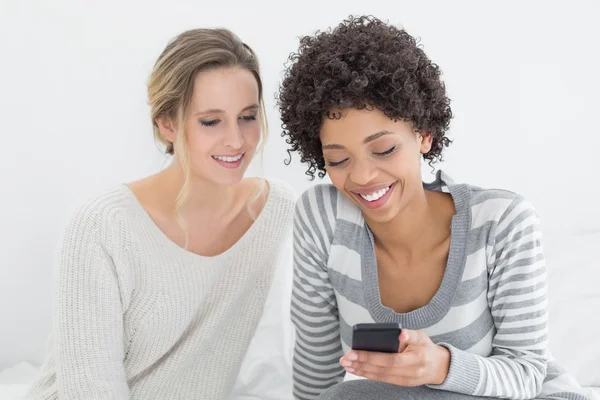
[432,345,450,385]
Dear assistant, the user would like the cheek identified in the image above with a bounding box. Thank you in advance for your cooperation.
[385,151,420,176]
[243,123,261,146]
[187,130,217,159]
[326,168,347,192]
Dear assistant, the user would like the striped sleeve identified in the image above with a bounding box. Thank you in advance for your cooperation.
[291,186,345,400]
[430,196,548,399]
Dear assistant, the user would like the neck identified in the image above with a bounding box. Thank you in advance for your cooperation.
[366,190,446,255]
[157,159,236,219]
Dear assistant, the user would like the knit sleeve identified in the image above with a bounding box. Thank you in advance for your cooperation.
[429,196,548,399]
[291,186,345,400]
[53,206,130,399]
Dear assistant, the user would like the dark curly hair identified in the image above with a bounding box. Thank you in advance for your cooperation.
[277,15,453,179]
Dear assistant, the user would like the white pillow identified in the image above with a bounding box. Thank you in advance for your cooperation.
[0,361,38,400]
[545,231,600,387]
[230,237,295,399]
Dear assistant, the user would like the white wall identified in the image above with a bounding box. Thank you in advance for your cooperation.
[1,0,598,369]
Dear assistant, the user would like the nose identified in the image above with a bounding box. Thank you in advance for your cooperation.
[348,158,378,186]
[223,123,245,150]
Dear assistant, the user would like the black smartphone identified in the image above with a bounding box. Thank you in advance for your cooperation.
[351,323,402,353]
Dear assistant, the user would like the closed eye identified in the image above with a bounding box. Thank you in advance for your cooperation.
[200,119,219,127]
[327,159,348,167]
[240,114,257,122]
[200,114,256,127]
[374,146,396,156]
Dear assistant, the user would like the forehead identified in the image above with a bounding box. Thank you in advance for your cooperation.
[190,67,259,111]
[320,107,413,144]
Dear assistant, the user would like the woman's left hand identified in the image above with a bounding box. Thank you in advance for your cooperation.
[340,329,450,386]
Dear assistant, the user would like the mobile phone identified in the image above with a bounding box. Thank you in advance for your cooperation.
[351,323,402,353]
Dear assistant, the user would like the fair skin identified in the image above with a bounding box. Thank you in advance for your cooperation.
[127,66,268,256]
[320,107,454,386]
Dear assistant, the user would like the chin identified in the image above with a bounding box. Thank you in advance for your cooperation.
[214,173,246,186]
[341,181,404,224]
[361,206,399,224]
[190,169,246,187]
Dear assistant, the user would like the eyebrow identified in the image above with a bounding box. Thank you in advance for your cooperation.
[322,130,395,150]
[195,103,259,116]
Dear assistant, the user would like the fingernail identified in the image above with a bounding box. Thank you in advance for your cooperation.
[347,367,355,373]
[341,360,352,367]
[348,352,358,361]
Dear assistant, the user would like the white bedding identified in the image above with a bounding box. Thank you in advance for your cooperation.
[0,362,38,400]
[2,232,599,400]
[545,232,600,389]
[1,364,598,400]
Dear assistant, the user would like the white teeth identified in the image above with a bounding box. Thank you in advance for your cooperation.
[360,186,390,202]
[213,154,243,162]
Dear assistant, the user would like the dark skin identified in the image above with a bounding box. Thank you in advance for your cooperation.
[375,189,453,314]
[320,106,454,386]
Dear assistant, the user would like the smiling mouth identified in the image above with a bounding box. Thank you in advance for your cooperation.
[356,185,392,202]
[350,182,397,209]
[211,153,244,162]
[353,183,394,201]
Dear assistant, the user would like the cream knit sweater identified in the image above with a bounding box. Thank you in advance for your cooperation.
[26,179,295,400]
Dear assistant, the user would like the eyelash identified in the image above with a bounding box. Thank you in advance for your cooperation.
[200,119,219,127]
[326,146,397,168]
[375,146,397,156]
[327,159,347,167]
[200,114,257,127]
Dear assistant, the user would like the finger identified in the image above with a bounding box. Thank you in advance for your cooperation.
[351,349,422,369]
[398,331,409,353]
[346,361,410,377]
[340,353,358,368]
[401,329,418,345]
[401,329,430,347]
[348,353,422,375]
[350,350,404,368]
[354,369,421,387]
[340,353,356,368]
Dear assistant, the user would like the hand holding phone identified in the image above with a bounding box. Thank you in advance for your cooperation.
[351,322,402,353]
[343,325,450,387]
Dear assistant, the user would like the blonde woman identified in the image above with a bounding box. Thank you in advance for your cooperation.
[26,28,295,399]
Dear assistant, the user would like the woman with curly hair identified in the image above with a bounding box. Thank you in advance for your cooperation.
[278,15,594,400]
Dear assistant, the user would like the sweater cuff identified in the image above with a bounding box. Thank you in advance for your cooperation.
[426,343,480,395]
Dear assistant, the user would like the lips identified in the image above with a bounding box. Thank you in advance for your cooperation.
[351,182,397,210]
[357,185,391,202]
[211,152,245,169]
[212,153,243,162]
[351,182,394,196]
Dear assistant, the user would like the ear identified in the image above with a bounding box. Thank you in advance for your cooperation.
[156,116,178,144]
[418,132,433,154]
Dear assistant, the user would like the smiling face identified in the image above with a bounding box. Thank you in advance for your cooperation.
[187,66,261,185]
[320,107,432,223]
[159,66,262,186]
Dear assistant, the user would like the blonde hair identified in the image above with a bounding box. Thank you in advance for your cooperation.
[147,28,268,247]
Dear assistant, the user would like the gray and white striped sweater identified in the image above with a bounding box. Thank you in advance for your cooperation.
[291,171,591,400]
